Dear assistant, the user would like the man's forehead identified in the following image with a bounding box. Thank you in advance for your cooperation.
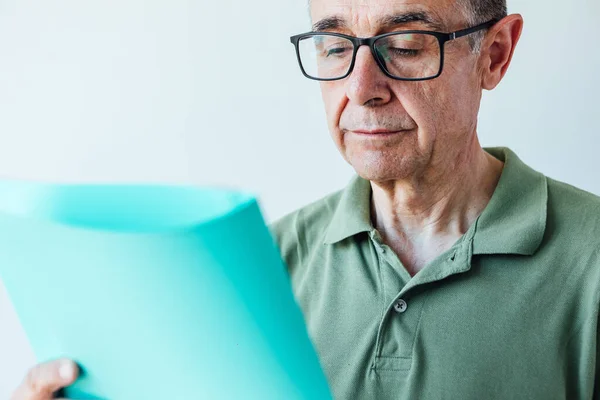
[309,0,457,29]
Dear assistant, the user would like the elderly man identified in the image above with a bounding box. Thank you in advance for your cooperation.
[11,0,600,399]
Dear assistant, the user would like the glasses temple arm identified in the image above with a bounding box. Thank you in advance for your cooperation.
[451,19,499,40]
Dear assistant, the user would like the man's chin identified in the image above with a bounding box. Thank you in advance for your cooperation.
[349,158,416,183]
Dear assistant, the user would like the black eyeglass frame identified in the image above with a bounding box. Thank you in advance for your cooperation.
[289,19,498,82]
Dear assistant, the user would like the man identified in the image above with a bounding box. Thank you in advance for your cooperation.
[11,0,600,399]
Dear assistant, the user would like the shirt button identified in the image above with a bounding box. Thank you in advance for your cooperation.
[394,299,408,313]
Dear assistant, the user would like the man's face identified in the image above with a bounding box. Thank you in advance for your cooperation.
[310,0,486,182]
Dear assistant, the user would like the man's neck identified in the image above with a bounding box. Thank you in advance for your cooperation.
[370,143,504,277]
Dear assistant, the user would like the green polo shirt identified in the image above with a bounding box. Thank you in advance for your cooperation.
[270,147,600,400]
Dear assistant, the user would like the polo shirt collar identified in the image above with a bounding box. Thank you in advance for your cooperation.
[471,147,548,256]
[323,175,372,245]
[323,147,548,256]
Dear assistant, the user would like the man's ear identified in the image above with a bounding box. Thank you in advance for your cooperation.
[480,14,524,90]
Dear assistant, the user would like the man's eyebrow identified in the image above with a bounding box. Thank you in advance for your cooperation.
[311,12,445,33]
[379,12,445,31]
[312,16,347,32]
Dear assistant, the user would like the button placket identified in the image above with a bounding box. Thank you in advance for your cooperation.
[373,293,413,359]
[372,291,426,374]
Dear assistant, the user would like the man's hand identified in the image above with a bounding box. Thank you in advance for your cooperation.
[10,359,79,400]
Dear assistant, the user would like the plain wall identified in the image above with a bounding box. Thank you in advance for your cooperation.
[0,0,598,396]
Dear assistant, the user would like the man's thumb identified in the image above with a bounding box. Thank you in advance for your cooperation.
[11,359,78,400]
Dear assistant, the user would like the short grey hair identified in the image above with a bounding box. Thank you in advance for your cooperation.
[459,0,508,52]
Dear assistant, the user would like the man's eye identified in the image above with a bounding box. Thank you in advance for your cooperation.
[325,46,352,57]
[389,48,419,57]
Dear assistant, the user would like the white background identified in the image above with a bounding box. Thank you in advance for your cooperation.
[0,0,598,396]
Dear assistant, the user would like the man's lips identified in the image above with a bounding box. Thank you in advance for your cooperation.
[348,128,411,135]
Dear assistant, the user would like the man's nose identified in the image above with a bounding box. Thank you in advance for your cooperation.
[344,46,392,107]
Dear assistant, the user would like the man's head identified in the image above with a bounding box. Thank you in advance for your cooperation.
[305,0,522,183]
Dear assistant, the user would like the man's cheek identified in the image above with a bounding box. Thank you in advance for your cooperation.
[394,89,433,129]
[323,95,346,130]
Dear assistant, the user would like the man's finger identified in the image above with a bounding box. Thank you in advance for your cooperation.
[11,358,78,400]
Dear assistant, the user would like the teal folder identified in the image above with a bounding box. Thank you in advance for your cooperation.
[0,181,331,399]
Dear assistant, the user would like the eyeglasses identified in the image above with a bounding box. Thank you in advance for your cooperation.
[289,19,497,81]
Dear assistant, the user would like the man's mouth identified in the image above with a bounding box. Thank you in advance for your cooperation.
[349,128,411,136]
